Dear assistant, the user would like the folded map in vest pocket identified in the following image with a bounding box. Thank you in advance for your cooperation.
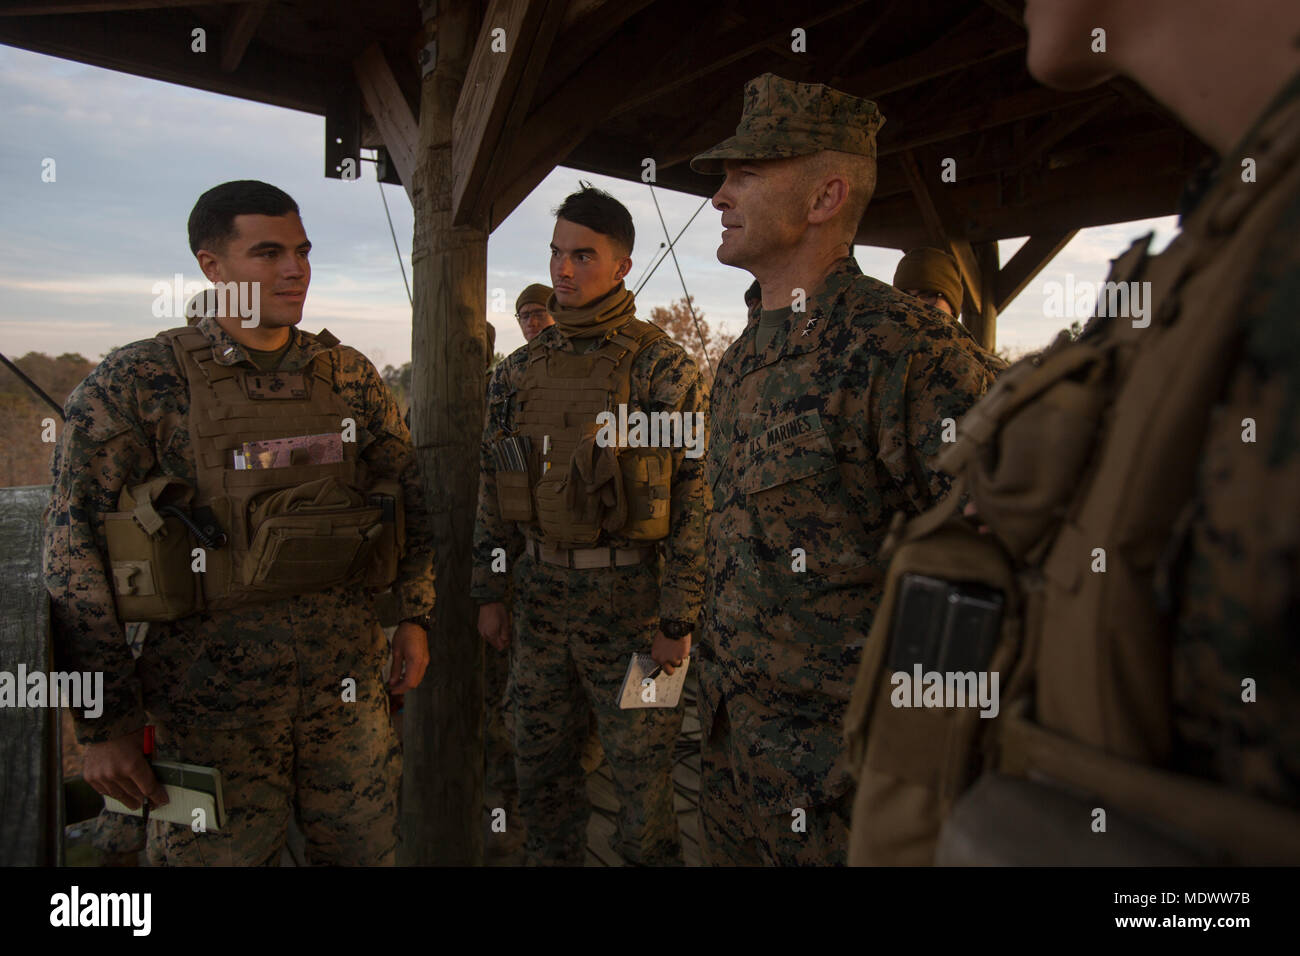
[233,433,344,470]
[617,653,689,709]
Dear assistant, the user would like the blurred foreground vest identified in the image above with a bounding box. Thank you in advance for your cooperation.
[494,317,673,549]
[105,326,403,621]
[845,89,1300,865]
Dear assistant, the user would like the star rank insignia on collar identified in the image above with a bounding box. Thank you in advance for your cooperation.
[800,315,819,337]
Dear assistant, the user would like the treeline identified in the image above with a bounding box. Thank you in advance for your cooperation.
[0,352,95,488]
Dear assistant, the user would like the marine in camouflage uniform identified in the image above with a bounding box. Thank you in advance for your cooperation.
[472,259,708,866]
[44,313,436,866]
[845,9,1300,864]
[691,74,1003,865]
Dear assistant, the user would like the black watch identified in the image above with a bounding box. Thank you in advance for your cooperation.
[660,618,693,639]
[400,611,433,632]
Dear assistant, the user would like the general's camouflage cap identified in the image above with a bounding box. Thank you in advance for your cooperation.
[691,73,885,175]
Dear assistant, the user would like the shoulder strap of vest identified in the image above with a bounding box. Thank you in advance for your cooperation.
[591,317,666,375]
[156,325,338,389]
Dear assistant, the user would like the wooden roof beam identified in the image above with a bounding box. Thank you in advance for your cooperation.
[482,0,699,232]
[0,0,248,13]
[534,0,655,103]
[0,9,332,114]
[878,86,1108,157]
[841,9,1024,100]
[451,0,567,227]
[219,1,269,73]
[859,140,1190,247]
[996,229,1077,312]
[609,0,868,119]
[899,149,984,320]
[354,43,418,202]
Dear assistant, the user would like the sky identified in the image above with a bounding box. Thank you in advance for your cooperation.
[0,44,1181,371]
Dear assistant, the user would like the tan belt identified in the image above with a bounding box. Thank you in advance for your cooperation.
[525,536,656,570]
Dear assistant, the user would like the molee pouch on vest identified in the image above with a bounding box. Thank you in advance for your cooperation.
[619,447,670,540]
[496,470,534,523]
[104,475,201,622]
[938,338,1112,562]
[845,512,1021,865]
[362,478,404,588]
[244,476,387,592]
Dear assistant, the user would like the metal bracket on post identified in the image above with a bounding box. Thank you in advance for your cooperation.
[420,38,438,77]
[420,0,438,75]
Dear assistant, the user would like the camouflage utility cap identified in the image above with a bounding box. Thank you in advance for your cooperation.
[691,73,885,175]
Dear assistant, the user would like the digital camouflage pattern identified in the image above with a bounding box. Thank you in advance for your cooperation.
[698,256,1003,861]
[144,642,399,866]
[43,315,434,863]
[700,700,852,866]
[690,73,884,175]
[509,553,683,866]
[1169,72,1300,806]
[471,320,707,865]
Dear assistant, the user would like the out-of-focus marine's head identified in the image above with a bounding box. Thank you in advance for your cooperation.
[549,185,633,309]
[1023,0,1120,90]
[894,247,963,317]
[692,73,884,273]
[514,284,555,341]
[188,180,309,331]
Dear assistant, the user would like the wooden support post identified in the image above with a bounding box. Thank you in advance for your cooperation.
[0,486,60,866]
[401,0,487,866]
[967,240,999,352]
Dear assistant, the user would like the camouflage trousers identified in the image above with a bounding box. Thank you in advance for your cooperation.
[511,552,683,866]
[699,695,851,866]
[144,661,401,866]
[485,638,517,798]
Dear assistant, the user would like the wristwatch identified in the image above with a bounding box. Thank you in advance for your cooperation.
[659,618,694,640]
[400,611,434,633]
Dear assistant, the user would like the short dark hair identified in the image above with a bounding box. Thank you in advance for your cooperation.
[553,184,634,255]
[187,180,300,255]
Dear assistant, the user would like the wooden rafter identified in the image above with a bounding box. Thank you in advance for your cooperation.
[899,149,987,324]
[353,43,418,201]
[219,1,269,73]
[483,0,699,231]
[879,86,1108,157]
[608,0,867,119]
[451,0,567,227]
[0,10,331,114]
[0,0,249,13]
[841,10,1023,100]
[995,230,1076,312]
[532,0,655,104]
